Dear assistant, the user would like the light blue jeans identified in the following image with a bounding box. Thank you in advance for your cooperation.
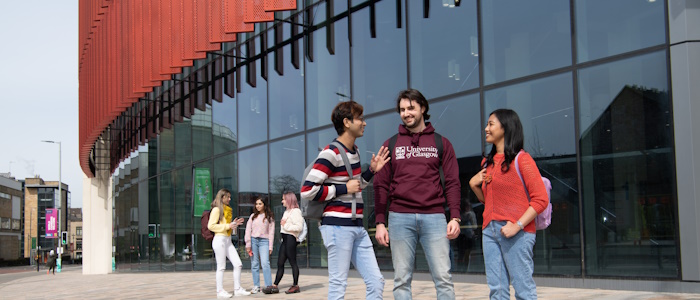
[319,225,385,300]
[250,237,272,288]
[482,221,537,300]
[388,212,455,300]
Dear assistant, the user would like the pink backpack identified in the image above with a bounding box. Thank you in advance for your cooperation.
[515,151,552,230]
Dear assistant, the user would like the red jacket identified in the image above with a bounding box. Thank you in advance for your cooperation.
[373,123,461,224]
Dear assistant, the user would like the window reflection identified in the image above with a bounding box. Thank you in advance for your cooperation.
[192,105,213,162]
[174,120,192,167]
[485,74,581,275]
[305,1,351,130]
[578,51,677,278]
[159,127,174,173]
[351,0,407,114]
[269,23,305,139]
[408,0,479,98]
[575,0,666,62]
[212,93,238,155]
[482,0,571,84]
[237,37,269,147]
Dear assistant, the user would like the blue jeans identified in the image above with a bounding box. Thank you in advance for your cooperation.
[319,225,384,300]
[388,212,454,300]
[250,237,272,288]
[482,221,537,300]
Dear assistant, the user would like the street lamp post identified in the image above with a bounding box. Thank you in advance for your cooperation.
[41,140,61,272]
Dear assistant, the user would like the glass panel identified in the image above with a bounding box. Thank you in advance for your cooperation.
[174,120,192,167]
[482,0,572,84]
[269,136,306,267]
[351,0,407,114]
[578,51,677,278]
[237,36,268,147]
[192,160,214,271]
[575,0,666,63]
[306,127,338,164]
[192,104,213,162]
[408,0,479,98]
[173,167,193,271]
[305,1,351,129]
[485,74,581,275]
[212,93,238,156]
[159,127,175,173]
[238,145,269,264]
[269,23,305,139]
[160,171,175,271]
[149,141,158,178]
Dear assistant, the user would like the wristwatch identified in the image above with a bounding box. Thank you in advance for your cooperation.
[516,221,524,230]
[450,218,461,224]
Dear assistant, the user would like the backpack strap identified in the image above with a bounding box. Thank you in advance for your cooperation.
[434,133,445,191]
[331,141,358,220]
[514,150,532,204]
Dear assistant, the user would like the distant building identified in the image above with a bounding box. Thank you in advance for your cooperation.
[23,176,69,262]
[0,175,23,260]
[68,208,82,262]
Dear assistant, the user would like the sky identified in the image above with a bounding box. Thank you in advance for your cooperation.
[0,1,82,208]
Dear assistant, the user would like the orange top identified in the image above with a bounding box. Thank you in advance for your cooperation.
[480,152,549,233]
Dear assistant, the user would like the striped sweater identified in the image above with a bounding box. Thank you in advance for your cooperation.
[300,139,374,226]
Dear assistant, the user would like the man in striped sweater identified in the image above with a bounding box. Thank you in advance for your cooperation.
[301,101,390,300]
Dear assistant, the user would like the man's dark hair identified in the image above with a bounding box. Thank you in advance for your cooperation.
[331,101,364,135]
[395,89,430,120]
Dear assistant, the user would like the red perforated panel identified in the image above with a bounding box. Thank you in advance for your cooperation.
[245,0,274,23]
[210,0,237,43]
[195,0,221,53]
[264,0,297,12]
[225,0,253,33]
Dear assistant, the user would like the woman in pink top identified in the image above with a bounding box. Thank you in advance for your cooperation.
[244,197,275,294]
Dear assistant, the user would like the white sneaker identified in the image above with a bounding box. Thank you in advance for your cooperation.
[234,288,251,296]
[250,286,260,294]
[217,290,233,299]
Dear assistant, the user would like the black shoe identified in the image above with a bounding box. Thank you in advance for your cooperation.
[262,285,279,294]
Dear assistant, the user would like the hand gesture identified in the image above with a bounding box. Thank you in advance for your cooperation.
[447,220,461,239]
[246,248,253,257]
[233,217,245,226]
[500,221,521,238]
[346,179,361,194]
[370,146,391,174]
[375,223,390,247]
[469,169,487,188]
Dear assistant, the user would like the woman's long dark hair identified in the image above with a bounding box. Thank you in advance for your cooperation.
[484,109,524,172]
[251,197,274,223]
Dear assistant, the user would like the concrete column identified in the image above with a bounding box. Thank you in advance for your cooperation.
[668,0,700,282]
[82,133,113,275]
[81,174,113,275]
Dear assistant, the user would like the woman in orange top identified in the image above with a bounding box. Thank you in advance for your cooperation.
[469,109,549,300]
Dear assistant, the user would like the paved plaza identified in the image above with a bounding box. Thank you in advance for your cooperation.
[1,265,700,299]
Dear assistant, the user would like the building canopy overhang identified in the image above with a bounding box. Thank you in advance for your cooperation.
[78,0,298,177]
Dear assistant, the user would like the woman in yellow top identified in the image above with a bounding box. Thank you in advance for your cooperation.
[208,188,250,298]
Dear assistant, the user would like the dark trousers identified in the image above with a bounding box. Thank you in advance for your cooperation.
[274,233,299,286]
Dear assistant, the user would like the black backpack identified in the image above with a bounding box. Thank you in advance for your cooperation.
[201,210,215,241]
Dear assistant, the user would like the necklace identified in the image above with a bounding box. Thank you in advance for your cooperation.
[485,157,504,184]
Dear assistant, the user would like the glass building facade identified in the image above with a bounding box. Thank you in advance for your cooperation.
[111,0,681,280]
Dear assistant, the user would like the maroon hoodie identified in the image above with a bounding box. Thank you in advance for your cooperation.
[373,123,461,224]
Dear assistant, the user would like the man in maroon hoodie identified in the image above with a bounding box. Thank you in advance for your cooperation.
[373,89,461,300]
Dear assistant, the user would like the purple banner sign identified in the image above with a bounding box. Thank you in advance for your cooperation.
[46,208,58,238]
